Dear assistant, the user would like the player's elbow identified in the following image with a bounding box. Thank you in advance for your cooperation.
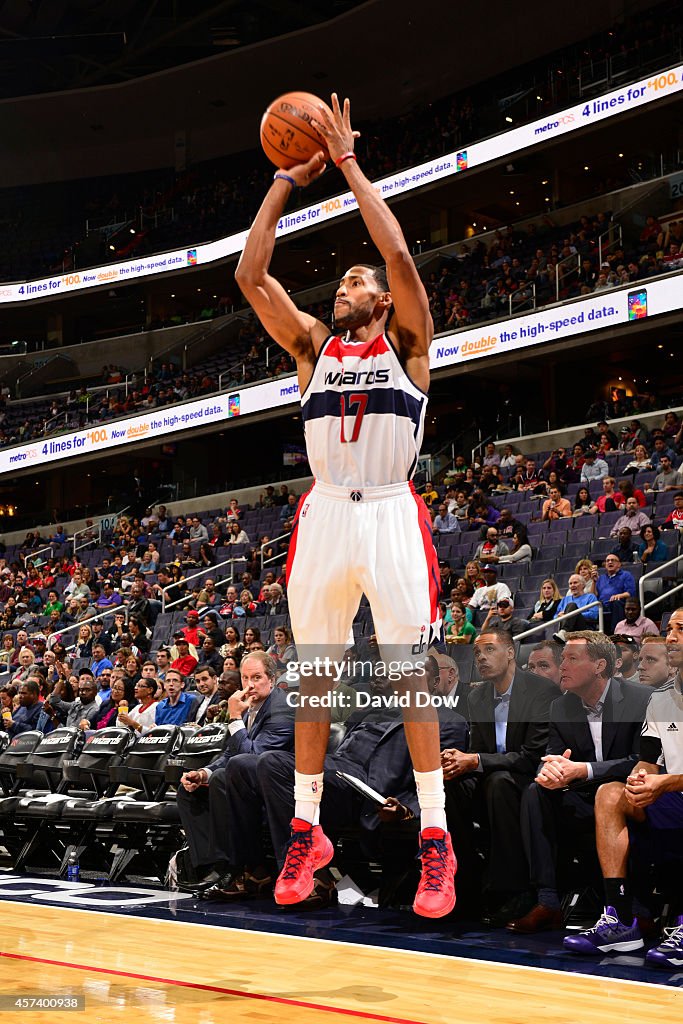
[384,245,412,270]
[234,263,263,294]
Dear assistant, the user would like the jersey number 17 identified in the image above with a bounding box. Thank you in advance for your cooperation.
[339,392,368,444]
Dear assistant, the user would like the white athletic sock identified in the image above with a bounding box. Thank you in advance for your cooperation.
[414,767,447,831]
[294,771,324,826]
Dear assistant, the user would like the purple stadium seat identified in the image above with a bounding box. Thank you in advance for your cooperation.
[531,557,558,576]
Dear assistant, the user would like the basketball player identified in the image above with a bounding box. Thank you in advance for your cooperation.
[235,94,455,917]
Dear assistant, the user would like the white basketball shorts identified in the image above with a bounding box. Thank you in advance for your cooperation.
[285,480,441,659]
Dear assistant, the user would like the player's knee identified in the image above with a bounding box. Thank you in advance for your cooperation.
[595,781,625,813]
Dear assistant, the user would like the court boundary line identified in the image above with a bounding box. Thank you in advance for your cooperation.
[0,949,429,1024]
[0,899,676,994]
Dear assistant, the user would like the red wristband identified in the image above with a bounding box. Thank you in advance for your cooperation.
[334,152,357,169]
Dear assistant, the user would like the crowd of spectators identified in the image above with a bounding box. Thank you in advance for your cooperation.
[425,211,683,334]
[0,400,681,964]
[2,503,679,958]
[421,411,683,644]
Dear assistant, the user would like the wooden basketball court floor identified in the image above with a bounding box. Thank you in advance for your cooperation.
[0,899,680,1024]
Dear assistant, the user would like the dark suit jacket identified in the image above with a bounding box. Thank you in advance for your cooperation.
[7,700,42,737]
[545,677,650,783]
[467,668,557,777]
[331,706,469,829]
[193,691,221,726]
[207,686,294,771]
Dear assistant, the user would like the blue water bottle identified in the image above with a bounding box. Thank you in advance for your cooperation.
[67,851,80,882]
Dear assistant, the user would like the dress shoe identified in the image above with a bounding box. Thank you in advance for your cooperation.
[210,870,272,900]
[178,867,223,894]
[506,903,564,934]
[482,890,535,928]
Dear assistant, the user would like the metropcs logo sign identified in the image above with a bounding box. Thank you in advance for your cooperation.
[535,113,576,134]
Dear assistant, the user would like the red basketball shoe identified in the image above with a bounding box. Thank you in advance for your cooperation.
[274,818,335,905]
[413,827,457,918]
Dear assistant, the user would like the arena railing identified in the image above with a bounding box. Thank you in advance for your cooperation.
[54,604,130,644]
[514,600,605,642]
[26,545,54,565]
[495,401,683,461]
[469,434,497,467]
[508,281,536,317]
[72,504,130,555]
[160,557,247,612]
[260,533,290,571]
[147,315,231,376]
[554,251,582,302]
[598,222,623,268]
[43,412,69,434]
[639,554,683,613]
[72,523,102,556]
[643,583,683,614]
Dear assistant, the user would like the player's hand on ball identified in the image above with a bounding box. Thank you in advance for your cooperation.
[281,152,327,187]
[314,93,360,163]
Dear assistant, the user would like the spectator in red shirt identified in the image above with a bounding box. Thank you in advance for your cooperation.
[617,478,647,509]
[181,610,204,647]
[171,635,198,677]
[662,491,683,531]
[593,476,623,513]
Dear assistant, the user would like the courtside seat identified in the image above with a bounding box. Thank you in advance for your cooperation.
[59,726,182,825]
[116,724,231,824]
[108,725,182,800]
[62,727,135,796]
[11,728,85,820]
[0,730,42,796]
[51,727,182,880]
[102,726,185,881]
[163,723,230,786]
[0,729,86,871]
[15,727,83,792]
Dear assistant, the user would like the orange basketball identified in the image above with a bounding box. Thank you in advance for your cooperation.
[260,91,330,169]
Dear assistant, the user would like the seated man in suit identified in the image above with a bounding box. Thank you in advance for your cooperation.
[508,631,650,933]
[192,665,221,726]
[175,650,294,889]
[443,628,557,925]
[218,656,469,904]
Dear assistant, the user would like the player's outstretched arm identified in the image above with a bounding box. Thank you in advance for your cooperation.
[315,94,432,360]
[235,153,330,363]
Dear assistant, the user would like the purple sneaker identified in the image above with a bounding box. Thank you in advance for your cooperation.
[563,907,644,954]
[646,916,683,968]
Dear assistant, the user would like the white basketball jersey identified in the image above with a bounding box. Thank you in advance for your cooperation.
[300,333,427,487]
